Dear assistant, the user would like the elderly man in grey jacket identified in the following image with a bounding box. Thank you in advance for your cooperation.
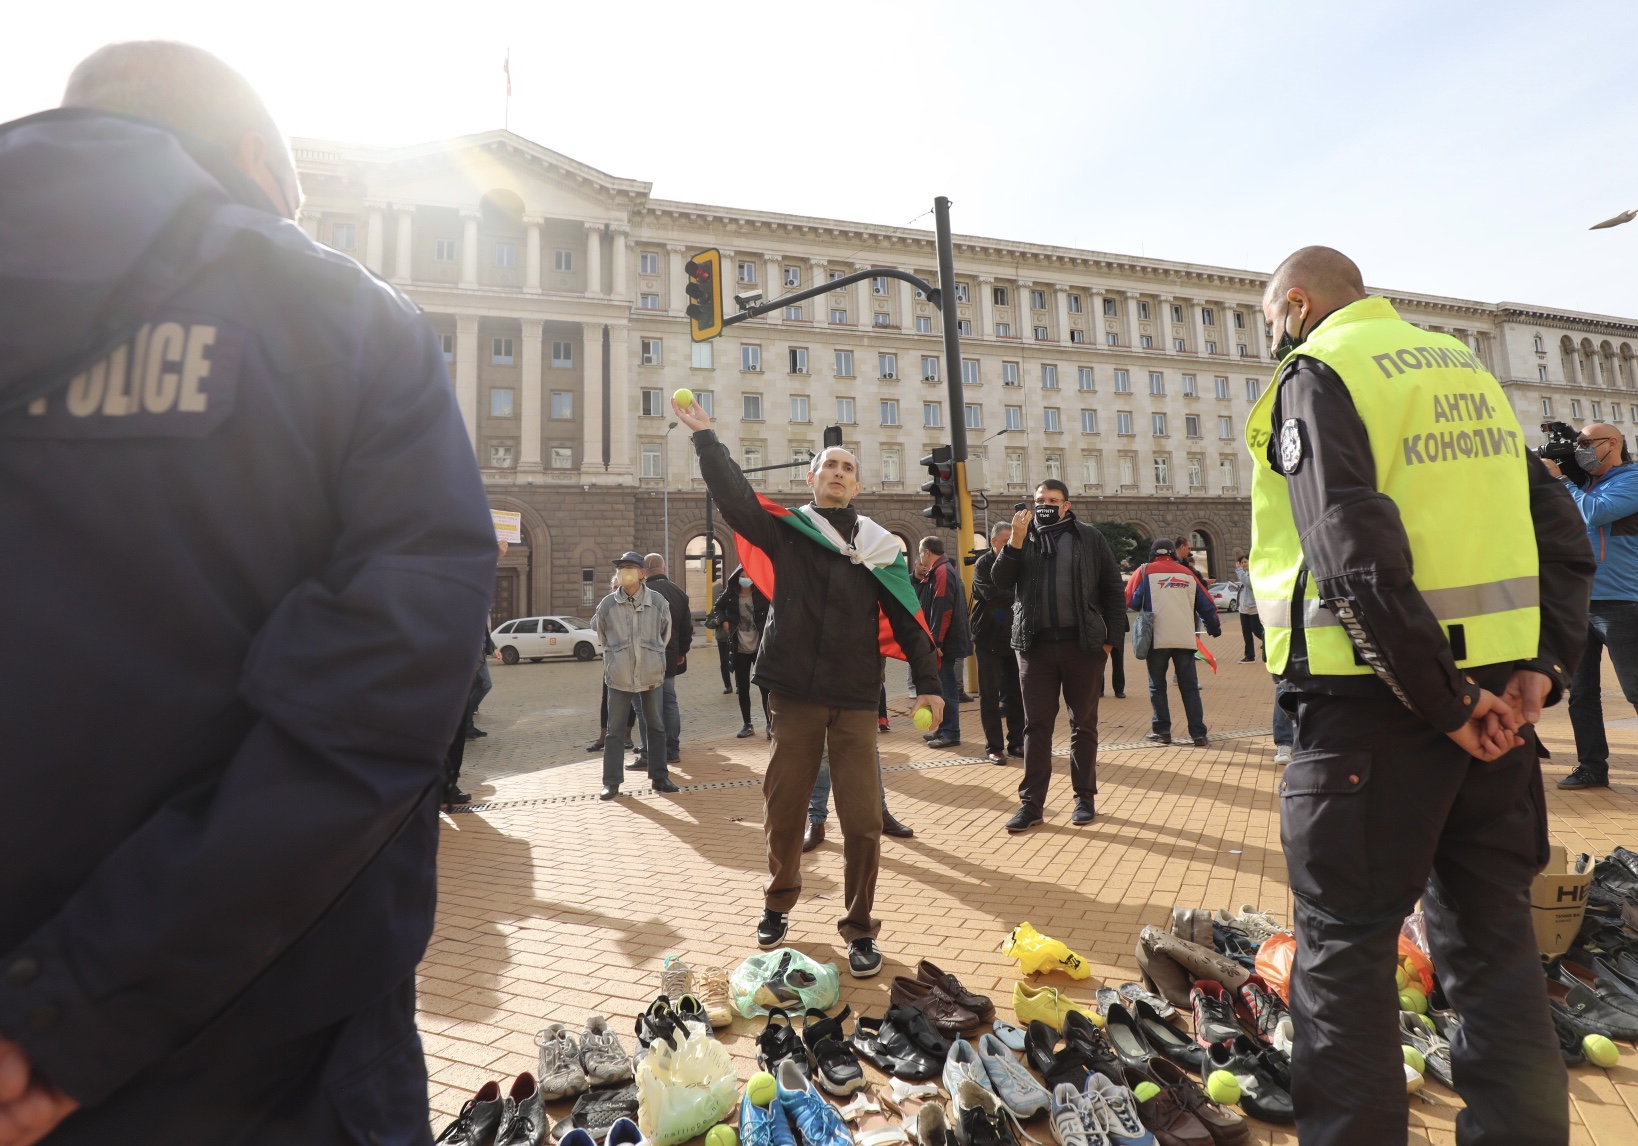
[594,551,675,799]
[1232,554,1263,663]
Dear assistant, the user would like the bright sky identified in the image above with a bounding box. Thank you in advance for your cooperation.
[6,1,1636,317]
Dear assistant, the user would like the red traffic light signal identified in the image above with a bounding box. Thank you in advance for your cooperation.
[684,248,723,341]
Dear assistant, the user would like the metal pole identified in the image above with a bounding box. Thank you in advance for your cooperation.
[663,421,676,571]
[935,197,980,692]
[703,491,716,646]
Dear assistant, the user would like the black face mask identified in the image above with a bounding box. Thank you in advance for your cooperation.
[1033,504,1063,528]
[1270,300,1312,361]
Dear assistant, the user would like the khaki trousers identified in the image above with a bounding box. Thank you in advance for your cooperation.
[764,693,882,942]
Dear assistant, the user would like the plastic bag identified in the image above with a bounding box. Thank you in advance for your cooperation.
[636,1028,738,1146]
[1254,932,1296,1004]
[729,948,840,1018]
[1002,922,1091,979]
[1397,933,1434,998]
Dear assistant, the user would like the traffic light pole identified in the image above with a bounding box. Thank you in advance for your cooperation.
[933,197,980,692]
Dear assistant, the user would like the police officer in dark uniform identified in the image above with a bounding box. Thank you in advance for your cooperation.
[1248,246,1593,1145]
[0,42,494,1144]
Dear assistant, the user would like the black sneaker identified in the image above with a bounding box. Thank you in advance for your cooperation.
[1071,798,1096,825]
[1145,732,1171,745]
[435,1080,504,1145]
[848,938,883,979]
[757,910,789,949]
[1192,736,1209,747]
[1559,766,1610,790]
[802,1005,866,1095]
[1005,806,1043,833]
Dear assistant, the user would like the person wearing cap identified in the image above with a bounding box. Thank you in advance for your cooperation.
[592,552,676,799]
[1127,539,1222,746]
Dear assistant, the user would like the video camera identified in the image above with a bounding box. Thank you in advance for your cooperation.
[963,547,987,567]
[1534,420,1589,486]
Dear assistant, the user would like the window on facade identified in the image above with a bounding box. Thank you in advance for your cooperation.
[554,249,573,271]
[641,444,663,478]
[916,316,934,334]
[737,261,756,284]
[1107,332,1119,347]
[1118,455,1136,486]
[639,251,660,275]
[1233,311,1246,329]
[1005,405,1023,431]
[881,399,900,426]
[783,266,800,288]
[434,238,456,262]
[995,322,1012,338]
[924,402,942,428]
[828,269,844,283]
[551,391,573,419]
[743,445,763,471]
[790,395,810,422]
[1220,456,1237,487]
[958,319,973,336]
[962,359,980,385]
[1031,326,1048,341]
[1103,297,1118,317]
[964,403,983,429]
[641,338,663,366]
[1538,364,1549,382]
[921,356,939,381]
[784,306,804,321]
[1067,294,1082,314]
[873,313,893,328]
[489,388,514,418]
[1206,341,1218,355]
[993,286,1009,307]
[1246,377,1261,402]
[836,397,856,424]
[1170,304,1184,323]
[1174,339,1187,352]
[1116,411,1134,435]
[1069,328,1086,344]
[552,340,573,368]
[330,222,356,250]
[1007,451,1025,485]
[1154,455,1170,486]
[1140,335,1154,349]
[695,390,714,417]
[495,242,516,267]
[1218,415,1233,438]
[1185,414,1200,437]
[1214,375,1229,400]
[789,347,808,375]
[1238,345,1251,357]
[488,442,514,468]
[830,309,848,324]
[879,353,898,378]
[1533,334,1545,353]
[1152,412,1167,436]
[1202,307,1215,327]
[882,449,901,483]
[1042,364,1059,389]
[744,393,763,419]
[1570,399,1584,419]
[1044,453,1062,481]
[872,276,889,295]
[581,568,596,606]
[1188,456,1204,488]
[835,349,855,376]
[439,333,454,362]
[640,388,664,417]
[491,337,514,365]
[741,344,762,372]
[1077,366,1094,392]
[1083,453,1102,486]
[1002,361,1020,387]
[1592,401,1603,419]
[1138,301,1152,320]
[1613,404,1625,424]
[691,342,713,369]
[1114,369,1130,393]
[1043,408,1061,432]
[1028,290,1046,311]
[640,293,661,310]
[1182,374,1197,397]
[1149,372,1165,395]
[1081,409,1098,433]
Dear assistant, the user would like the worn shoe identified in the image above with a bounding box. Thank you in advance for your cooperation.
[652,778,680,793]
[738,724,756,738]
[599,787,620,801]
[757,910,789,949]
[496,1073,549,1146]
[1398,1012,1454,1088]
[884,812,916,838]
[1063,1011,1124,1085]
[927,736,961,749]
[895,975,983,1035]
[1016,982,1100,1031]
[1071,799,1097,826]
[887,1002,953,1059]
[946,1037,994,1100]
[1144,732,1171,746]
[672,994,713,1038]
[803,819,826,852]
[1142,929,1251,997]
[758,1008,811,1077]
[580,1015,634,1085]
[916,960,995,1023]
[977,1032,1052,1117]
[1084,1073,1154,1145]
[1272,746,1292,766]
[917,1101,953,1146]
[777,1059,854,1146]
[1144,1059,1247,1144]
[880,718,892,733]
[1119,1066,1210,1146]
[535,1023,590,1099]
[852,1012,940,1081]
[1005,805,1044,833]
[696,966,734,1028]
[1214,906,1288,945]
[435,1080,506,1145]
[1547,979,1638,1041]
[987,751,1008,765]
[1233,976,1290,1047]
[1131,1000,1205,1075]
[1203,1037,1293,1124]
[444,786,473,806]
[803,1005,866,1096]
[1101,1002,1157,1071]
[1189,982,1241,1049]
[1028,1019,1091,1091]
[1191,737,1208,747]
[951,1079,1018,1146]
[849,938,884,979]
[587,734,608,752]
[1048,1082,1099,1146]
[659,956,694,1000]
[634,997,680,1050]
[627,757,649,771]
[467,724,487,739]
[1558,766,1609,789]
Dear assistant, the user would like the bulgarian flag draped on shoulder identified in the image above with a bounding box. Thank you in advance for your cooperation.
[735,495,933,660]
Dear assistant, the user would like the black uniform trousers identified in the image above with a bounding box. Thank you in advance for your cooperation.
[1282,689,1565,1146]
[976,644,1024,754]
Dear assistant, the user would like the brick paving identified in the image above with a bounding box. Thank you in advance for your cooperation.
[425,630,1638,1145]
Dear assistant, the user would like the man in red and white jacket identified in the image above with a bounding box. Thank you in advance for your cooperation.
[1127,538,1221,746]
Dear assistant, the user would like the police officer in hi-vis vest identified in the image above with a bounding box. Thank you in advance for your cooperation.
[1248,247,1593,1145]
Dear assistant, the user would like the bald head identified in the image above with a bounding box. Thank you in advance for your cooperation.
[1262,246,1366,353]
[644,553,667,574]
[62,41,299,218]
[1580,422,1629,476]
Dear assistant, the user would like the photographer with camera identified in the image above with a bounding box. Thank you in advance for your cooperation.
[1540,421,1638,789]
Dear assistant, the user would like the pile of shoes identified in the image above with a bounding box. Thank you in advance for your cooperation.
[1549,875,1638,1066]
[434,1074,549,1146]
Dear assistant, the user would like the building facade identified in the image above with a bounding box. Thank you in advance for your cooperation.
[291,130,1638,623]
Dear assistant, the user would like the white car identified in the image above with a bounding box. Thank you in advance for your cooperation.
[1208,582,1239,613]
[492,615,602,664]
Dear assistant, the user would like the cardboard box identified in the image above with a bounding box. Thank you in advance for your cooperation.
[1531,845,1592,958]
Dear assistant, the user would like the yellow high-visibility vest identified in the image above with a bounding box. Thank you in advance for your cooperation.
[1247,296,1539,676]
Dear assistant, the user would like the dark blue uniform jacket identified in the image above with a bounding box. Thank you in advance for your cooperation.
[0,109,495,1143]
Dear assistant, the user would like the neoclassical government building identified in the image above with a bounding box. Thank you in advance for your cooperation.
[290,130,1638,622]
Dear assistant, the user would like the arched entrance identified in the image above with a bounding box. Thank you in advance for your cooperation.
[684,533,727,615]
[486,496,552,627]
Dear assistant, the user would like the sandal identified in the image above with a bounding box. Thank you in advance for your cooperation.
[883,1004,950,1060]
[757,1008,809,1079]
[803,1006,866,1096]
[852,1014,939,1082]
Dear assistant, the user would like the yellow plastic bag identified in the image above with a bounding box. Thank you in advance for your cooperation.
[636,1028,738,1146]
[1002,922,1091,979]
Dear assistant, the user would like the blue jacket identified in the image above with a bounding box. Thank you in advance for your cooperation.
[0,109,495,1142]
[1563,462,1638,602]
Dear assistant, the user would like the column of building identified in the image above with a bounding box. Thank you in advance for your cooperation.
[667,244,688,316]
[584,223,603,296]
[978,275,995,340]
[392,206,414,285]
[764,252,783,327]
[454,314,480,449]
[580,322,605,477]
[524,216,543,293]
[518,319,544,471]
[364,201,387,274]
[609,224,628,301]
[460,211,480,289]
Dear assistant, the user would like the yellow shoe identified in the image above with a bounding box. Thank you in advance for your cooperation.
[1013,981,1104,1029]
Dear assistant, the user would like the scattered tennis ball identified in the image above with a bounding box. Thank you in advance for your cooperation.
[706,1125,738,1146]
[913,706,935,731]
[1584,1034,1620,1068]
[1133,1081,1162,1103]
[1398,987,1427,1015]
[746,1072,777,1106]
[1205,1070,1241,1105]
[1402,1045,1426,1074]
[673,387,695,410]
[1395,967,1409,990]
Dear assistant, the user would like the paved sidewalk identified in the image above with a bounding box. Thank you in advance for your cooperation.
[424,633,1638,1145]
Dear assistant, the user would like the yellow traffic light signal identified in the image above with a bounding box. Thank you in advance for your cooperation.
[684,248,723,341]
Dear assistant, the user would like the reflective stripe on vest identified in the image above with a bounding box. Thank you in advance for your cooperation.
[1246,297,1539,677]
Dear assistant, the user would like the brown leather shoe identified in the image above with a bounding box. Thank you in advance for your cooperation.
[916,959,995,1023]
[882,812,915,839]
[1122,1066,1213,1145]
[1147,1059,1248,1145]
[889,975,982,1036]
[802,819,825,852]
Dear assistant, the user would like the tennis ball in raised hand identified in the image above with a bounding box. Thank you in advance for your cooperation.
[1205,1070,1241,1105]
[673,387,695,410]
[746,1072,777,1106]
[1133,1081,1162,1103]
[913,705,935,731]
[1402,1045,1426,1074]
[707,1125,738,1146]
[1584,1034,1620,1068]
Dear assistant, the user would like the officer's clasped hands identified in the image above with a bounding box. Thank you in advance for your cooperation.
[0,1035,78,1146]
[1446,688,1525,762]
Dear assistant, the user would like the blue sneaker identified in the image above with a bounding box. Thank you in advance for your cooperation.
[776,1060,851,1146]
[739,1089,776,1146]
[976,1033,1051,1117]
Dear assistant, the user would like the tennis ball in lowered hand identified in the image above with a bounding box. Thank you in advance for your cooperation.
[673,387,695,410]
[1205,1070,1241,1105]
[746,1072,777,1106]
[1402,1045,1426,1074]
[1133,1081,1162,1103]
[1584,1034,1620,1068]
[913,706,935,731]
[707,1126,738,1146]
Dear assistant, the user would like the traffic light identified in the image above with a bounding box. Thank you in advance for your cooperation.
[684,248,723,341]
[823,425,844,449]
[920,445,958,529]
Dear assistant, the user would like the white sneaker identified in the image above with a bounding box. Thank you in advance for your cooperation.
[659,955,693,1000]
[1084,1074,1147,1144]
[944,1039,991,1103]
[1049,1084,1090,1146]
[1273,746,1292,766]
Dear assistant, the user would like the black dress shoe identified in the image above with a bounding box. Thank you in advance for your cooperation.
[1103,1001,1158,1070]
[883,812,915,838]
[1192,736,1209,747]
[1007,746,1025,758]
[724,686,735,694]
[667,754,681,764]
[435,1080,504,1145]
[652,778,680,793]
[1026,1018,1091,1089]
[586,738,607,752]
[496,1072,547,1146]
[1547,979,1638,1040]
[986,750,1007,765]
[1005,806,1043,833]
[1071,798,1096,825]
[1559,766,1610,789]
[803,820,826,852]
[926,736,960,749]
[849,937,884,978]
[466,725,486,739]
[599,786,621,800]
[444,786,471,806]
[627,758,648,770]
[1113,692,1126,699]
[959,692,976,703]
[922,732,939,741]
[756,910,789,949]
[1133,999,1206,1073]
[1063,1011,1124,1084]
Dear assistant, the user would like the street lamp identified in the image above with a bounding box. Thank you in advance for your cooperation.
[1590,208,1636,230]
[663,421,677,571]
[976,427,1015,535]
